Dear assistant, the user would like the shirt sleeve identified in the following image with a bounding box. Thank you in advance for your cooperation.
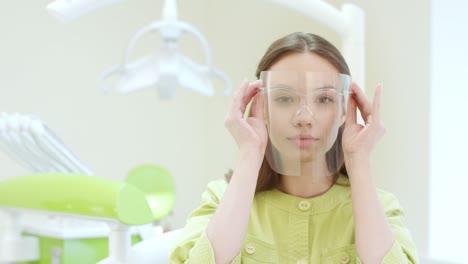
[168,180,242,264]
[357,191,420,264]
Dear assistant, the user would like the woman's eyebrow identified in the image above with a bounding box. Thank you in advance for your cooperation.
[313,86,338,91]
[270,83,295,90]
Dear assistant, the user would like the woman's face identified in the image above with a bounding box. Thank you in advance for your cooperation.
[264,52,346,165]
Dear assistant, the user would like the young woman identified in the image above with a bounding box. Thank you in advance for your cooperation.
[169,32,418,264]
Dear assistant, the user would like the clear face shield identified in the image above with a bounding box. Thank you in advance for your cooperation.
[259,71,351,177]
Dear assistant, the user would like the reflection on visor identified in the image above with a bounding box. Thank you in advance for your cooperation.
[259,71,351,177]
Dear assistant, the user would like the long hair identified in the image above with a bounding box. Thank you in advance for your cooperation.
[226,32,350,192]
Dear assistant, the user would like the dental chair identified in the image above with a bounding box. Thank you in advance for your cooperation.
[0,165,176,264]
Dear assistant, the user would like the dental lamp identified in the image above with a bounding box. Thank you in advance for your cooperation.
[100,0,231,98]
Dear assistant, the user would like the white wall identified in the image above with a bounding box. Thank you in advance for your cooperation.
[429,0,468,263]
[357,0,431,258]
[0,0,432,259]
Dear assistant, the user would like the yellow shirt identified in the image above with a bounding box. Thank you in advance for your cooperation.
[169,175,418,263]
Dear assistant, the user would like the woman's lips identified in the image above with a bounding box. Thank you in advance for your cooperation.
[288,135,318,148]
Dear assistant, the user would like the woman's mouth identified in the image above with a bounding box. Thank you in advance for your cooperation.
[288,135,319,148]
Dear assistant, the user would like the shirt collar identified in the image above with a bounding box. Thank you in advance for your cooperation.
[256,174,351,215]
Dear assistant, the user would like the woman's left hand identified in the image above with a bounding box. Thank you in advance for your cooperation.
[342,82,385,162]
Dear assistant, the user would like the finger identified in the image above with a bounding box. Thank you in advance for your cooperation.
[372,83,383,125]
[230,79,249,117]
[350,83,373,119]
[345,95,357,128]
[239,80,262,115]
[251,91,265,120]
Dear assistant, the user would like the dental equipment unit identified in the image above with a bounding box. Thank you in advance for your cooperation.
[0,113,176,264]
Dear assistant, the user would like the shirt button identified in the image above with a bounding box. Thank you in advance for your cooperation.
[340,253,350,264]
[298,200,311,211]
[245,244,255,255]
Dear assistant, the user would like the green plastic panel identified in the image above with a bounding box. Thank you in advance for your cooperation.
[19,233,141,264]
[0,174,155,225]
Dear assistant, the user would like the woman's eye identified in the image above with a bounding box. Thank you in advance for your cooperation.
[318,96,333,103]
[275,96,294,103]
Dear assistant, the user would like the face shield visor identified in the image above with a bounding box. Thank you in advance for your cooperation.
[259,71,351,177]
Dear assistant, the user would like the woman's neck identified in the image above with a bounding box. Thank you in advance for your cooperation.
[276,157,337,198]
[277,173,335,199]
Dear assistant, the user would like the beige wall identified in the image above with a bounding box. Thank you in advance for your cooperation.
[0,0,429,258]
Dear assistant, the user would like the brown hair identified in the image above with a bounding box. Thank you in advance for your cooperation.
[226,32,350,191]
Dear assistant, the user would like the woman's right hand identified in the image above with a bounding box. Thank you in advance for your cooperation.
[224,79,268,155]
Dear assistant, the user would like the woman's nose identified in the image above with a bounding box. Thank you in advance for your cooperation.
[292,105,314,126]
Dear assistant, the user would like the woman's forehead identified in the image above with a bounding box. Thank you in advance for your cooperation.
[269,52,340,73]
[265,73,341,90]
